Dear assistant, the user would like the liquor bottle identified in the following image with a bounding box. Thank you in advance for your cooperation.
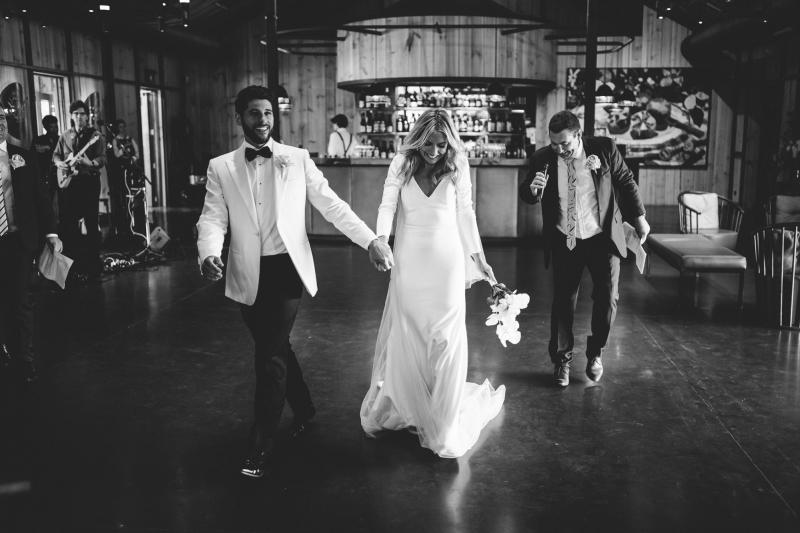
[388,141,395,159]
[360,112,367,133]
[366,111,373,133]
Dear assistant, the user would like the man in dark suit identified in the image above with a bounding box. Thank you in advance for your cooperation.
[520,111,650,387]
[0,107,62,382]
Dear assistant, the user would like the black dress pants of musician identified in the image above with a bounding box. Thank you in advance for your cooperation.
[58,176,102,277]
[0,233,35,362]
[548,231,620,364]
[240,254,314,452]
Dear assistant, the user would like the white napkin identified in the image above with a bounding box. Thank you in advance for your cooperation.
[623,222,647,274]
[38,245,74,289]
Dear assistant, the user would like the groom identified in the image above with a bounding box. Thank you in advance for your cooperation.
[197,85,393,478]
[520,111,649,387]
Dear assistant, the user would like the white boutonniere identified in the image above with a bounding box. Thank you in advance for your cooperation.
[274,154,293,168]
[10,154,26,169]
[585,154,601,172]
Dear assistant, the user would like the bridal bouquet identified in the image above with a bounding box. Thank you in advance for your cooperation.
[485,283,530,347]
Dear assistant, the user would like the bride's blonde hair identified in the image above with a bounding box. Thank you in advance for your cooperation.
[397,109,465,183]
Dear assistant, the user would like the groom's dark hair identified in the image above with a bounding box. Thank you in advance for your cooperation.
[549,111,581,134]
[235,85,275,115]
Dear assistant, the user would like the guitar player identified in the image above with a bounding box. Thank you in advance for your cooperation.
[53,100,106,281]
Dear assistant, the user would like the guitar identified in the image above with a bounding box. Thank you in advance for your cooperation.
[56,132,102,189]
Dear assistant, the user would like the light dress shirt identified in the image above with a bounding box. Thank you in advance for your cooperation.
[245,138,287,256]
[556,139,602,240]
[0,140,17,233]
[327,127,353,157]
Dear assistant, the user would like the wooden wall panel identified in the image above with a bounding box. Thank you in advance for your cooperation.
[338,16,556,84]
[29,23,68,71]
[71,31,103,76]
[112,41,135,81]
[0,18,26,64]
[162,54,181,89]
[136,48,160,85]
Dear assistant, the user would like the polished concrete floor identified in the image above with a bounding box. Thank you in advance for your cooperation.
[2,220,800,532]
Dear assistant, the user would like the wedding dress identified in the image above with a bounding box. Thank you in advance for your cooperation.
[360,154,506,458]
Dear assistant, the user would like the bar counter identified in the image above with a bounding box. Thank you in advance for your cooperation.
[310,157,543,239]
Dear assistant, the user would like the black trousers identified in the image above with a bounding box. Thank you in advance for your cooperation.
[0,233,35,361]
[239,254,314,450]
[549,231,620,364]
[58,177,102,276]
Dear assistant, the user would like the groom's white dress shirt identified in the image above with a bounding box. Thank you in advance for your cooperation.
[244,138,287,256]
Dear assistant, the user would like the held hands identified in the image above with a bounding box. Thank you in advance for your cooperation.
[634,215,650,244]
[368,237,394,272]
[529,171,548,196]
[201,255,225,281]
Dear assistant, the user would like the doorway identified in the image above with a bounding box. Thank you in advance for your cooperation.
[33,73,68,135]
[139,87,166,209]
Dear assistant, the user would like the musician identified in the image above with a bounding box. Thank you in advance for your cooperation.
[108,119,140,237]
[53,100,106,280]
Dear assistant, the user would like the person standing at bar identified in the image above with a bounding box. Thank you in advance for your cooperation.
[327,114,354,157]
[53,100,106,280]
[0,107,62,383]
[197,85,393,479]
[519,110,649,387]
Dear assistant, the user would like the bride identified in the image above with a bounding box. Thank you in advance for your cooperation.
[360,109,506,458]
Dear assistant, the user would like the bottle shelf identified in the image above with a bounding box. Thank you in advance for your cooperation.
[395,106,513,112]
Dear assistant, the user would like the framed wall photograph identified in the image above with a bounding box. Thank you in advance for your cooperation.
[566,68,711,168]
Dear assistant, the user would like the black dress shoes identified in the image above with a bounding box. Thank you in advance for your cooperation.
[240,449,269,478]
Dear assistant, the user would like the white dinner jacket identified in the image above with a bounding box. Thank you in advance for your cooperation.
[197,141,377,305]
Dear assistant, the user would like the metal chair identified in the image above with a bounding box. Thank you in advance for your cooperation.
[678,191,744,250]
[752,223,800,329]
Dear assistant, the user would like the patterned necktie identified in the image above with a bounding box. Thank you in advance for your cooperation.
[0,175,8,238]
[565,158,577,250]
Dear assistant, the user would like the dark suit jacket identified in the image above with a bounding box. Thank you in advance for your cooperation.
[519,136,645,267]
[6,143,56,254]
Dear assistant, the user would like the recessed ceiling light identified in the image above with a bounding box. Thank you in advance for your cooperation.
[99,4,111,11]
[698,19,703,25]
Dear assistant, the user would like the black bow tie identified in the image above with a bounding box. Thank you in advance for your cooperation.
[245,146,272,161]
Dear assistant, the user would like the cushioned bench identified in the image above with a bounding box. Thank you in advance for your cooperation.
[646,233,747,309]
